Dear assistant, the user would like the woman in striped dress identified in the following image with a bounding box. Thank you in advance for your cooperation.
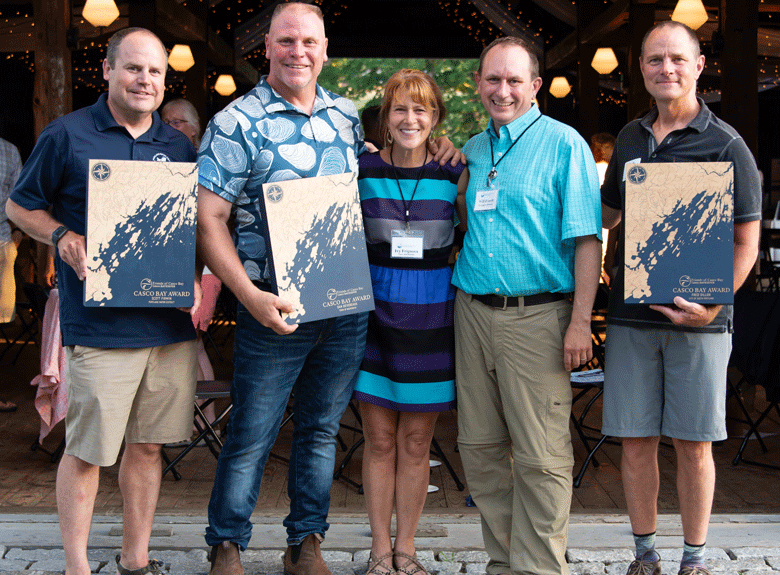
[353,69,466,575]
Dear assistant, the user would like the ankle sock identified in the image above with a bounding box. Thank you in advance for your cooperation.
[633,532,659,561]
[681,541,706,568]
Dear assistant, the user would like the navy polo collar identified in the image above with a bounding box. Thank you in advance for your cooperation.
[90,93,170,142]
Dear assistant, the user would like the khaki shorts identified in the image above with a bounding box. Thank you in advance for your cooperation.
[64,339,197,466]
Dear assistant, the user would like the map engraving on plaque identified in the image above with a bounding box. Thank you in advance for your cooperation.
[261,172,374,324]
[624,162,734,305]
[85,159,197,307]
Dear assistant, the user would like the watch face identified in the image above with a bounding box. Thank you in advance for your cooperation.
[52,225,68,246]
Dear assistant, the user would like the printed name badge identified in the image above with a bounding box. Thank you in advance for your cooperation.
[622,158,642,182]
[391,229,424,259]
[474,188,499,211]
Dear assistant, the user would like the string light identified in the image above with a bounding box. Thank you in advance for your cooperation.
[2,0,780,110]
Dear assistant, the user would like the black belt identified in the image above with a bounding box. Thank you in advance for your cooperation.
[471,292,567,309]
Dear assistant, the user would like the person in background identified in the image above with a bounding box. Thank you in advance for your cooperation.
[161,98,221,439]
[590,132,617,285]
[353,69,466,575]
[0,136,22,412]
[161,98,201,148]
[591,132,615,186]
[600,21,761,575]
[362,104,382,150]
[7,28,199,575]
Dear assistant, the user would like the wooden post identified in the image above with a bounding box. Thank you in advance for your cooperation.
[720,0,760,287]
[577,0,601,142]
[627,1,654,122]
[719,0,759,157]
[185,41,208,131]
[32,0,72,138]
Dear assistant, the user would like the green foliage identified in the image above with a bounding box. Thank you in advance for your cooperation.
[318,58,489,148]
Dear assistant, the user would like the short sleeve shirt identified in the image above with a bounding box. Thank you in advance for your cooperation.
[0,138,22,242]
[452,105,602,296]
[198,76,366,284]
[10,94,197,348]
[601,99,762,332]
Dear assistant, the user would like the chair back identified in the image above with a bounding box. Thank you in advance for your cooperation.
[731,289,780,402]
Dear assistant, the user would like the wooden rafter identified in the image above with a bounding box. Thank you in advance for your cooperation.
[468,0,545,50]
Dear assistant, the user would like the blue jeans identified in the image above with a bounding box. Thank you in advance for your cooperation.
[205,306,368,549]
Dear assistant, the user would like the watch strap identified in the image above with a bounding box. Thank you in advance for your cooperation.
[51,225,69,248]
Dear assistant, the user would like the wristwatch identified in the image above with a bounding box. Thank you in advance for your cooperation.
[51,225,70,248]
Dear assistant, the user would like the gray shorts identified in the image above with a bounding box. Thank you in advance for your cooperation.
[601,324,731,442]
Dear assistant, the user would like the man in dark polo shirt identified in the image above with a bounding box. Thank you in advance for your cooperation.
[7,28,198,575]
[601,21,761,575]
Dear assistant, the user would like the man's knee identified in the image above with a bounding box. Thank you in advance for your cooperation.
[122,443,163,466]
[622,437,661,465]
[673,439,713,467]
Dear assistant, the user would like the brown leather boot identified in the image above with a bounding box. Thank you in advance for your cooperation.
[209,541,244,575]
[283,534,333,575]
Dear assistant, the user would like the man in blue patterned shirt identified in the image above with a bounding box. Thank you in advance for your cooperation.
[197,4,459,575]
[452,37,602,575]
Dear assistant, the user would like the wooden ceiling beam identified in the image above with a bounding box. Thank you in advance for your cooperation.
[155,0,206,43]
[0,19,34,51]
[468,0,545,50]
[207,29,258,85]
[545,0,629,70]
[528,0,576,27]
[235,0,311,57]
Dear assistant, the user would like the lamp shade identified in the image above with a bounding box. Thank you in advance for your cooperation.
[671,0,708,30]
[169,44,195,72]
[549,76,571,98]
[214,74,237,96]
[82,0,119,27]
[591,47,619,75]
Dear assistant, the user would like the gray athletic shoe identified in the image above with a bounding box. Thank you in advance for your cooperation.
[678,566,712,575]
[626,550,661,575]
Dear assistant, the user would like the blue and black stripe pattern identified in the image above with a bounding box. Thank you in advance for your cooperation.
[353,152,463,412]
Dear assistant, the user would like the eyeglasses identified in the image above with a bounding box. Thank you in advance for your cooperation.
[165,118,190,128]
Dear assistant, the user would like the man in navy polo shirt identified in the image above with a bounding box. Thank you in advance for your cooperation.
[7,28,198,575]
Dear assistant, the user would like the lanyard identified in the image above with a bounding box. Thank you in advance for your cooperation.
[389,145,428,231]
[487,113,542,187]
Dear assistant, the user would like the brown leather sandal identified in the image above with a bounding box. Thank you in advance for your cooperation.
[367,551,396,575]
[393,551,427,575]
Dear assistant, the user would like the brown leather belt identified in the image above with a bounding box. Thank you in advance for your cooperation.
[471,292,566,310]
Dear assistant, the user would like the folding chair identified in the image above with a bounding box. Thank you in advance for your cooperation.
[568,283,615,487]
[728,289,780,470]
[756,247,780,293]
[162,380,233,480]
[0,282,47,364]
